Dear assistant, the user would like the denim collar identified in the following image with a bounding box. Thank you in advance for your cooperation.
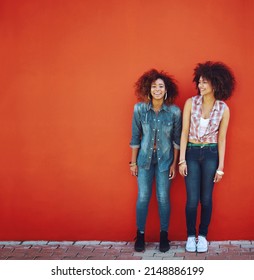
[146,102,171,112]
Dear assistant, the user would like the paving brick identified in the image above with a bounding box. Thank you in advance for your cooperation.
[208,243,220,249]
[22,241,48,245]
[142,256,163,260]
[206,255,228,260]
[184,254,207,260]
[228,247,250,252]
[74,241,100,246]
[0,241,22,245]
[220,244,240,249]
[231,240,252,245]
[116,256,142,260]
[48,241,74,245]
[12,246,32,251]
[210,241,230,245]
[7,255,36,260]
[174,252,196,257]
[76,249,95,258]
[239,251,254,256]
[101,241,127,246]
[35,256,65,260]
[227,255,252,260]
[133,251,155,257]
[40,245,59,249]
[241,244,254,249]
[208,247,229,254]
[117,252,135,257]
[154,252,175,258]
[92,249,108,255]
[168,247,185,253]
[62,256,88,260]
[145,242,158,249]
[104,248,121,255]
[23,248,43,256]
[0,247,14,254]
[52,251,77,257]
[120,248,134,253]
[87,256,116,260]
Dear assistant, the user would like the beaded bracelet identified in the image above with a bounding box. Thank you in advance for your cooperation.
[129,162,137,167]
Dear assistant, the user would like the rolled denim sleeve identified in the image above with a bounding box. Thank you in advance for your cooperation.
[173,107,182,150]
[130,104,142,148]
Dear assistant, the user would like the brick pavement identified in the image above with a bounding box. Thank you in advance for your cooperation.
[0,240,253,260]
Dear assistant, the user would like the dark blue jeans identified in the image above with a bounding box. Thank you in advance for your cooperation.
[185,144,219,237]
[136,151,171,232]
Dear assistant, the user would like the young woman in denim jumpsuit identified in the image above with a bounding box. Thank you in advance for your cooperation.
[130,69,182,252]
[179,61,235,253]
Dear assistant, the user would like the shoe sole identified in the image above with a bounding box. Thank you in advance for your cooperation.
[134,247,145,252]
[186,247,196,252]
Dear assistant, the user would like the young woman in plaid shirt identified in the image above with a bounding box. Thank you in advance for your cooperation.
[179,61,235,253]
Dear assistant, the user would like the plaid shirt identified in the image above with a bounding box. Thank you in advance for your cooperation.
[189,95,226,143]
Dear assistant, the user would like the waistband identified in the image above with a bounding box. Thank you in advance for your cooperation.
[187,142,217,147]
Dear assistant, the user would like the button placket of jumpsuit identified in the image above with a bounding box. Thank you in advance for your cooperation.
[157,118,161,161]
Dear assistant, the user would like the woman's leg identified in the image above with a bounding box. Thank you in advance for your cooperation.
[136,165,154,232]
[155,167,171,232]
[199,146,219,237]
[185,148,201,237]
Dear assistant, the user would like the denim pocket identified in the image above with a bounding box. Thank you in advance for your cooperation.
[209,145,218,153]
[162,121,173,137]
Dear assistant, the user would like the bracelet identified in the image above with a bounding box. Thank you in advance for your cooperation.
[129,162,137,167]
[178,160,186,165]
[216,170,224,175]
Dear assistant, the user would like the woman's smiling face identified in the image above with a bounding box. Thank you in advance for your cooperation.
[150,78,166,101]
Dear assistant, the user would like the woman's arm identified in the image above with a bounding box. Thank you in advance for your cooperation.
[169,148,179,179]
[179,98,192,176]
[170,107,182,179]
[130,104,142,176]
[130,148,139,176]
[214,106,230,183]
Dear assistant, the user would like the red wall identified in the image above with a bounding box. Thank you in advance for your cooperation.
[0,0,253,241]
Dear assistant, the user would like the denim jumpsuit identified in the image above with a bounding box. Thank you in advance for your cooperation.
[130,102,182,231]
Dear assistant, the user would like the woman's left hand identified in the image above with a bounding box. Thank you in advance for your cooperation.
[169,165,176,180]
[213,172,223,183]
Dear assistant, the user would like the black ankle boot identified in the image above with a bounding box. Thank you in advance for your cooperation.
[134,230,145,252]
[159,230,170,252]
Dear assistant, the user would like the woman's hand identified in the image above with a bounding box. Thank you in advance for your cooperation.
[179,163,188,177]
[169,165,176,180]
[213,170,224,183]
[130,165,138,177]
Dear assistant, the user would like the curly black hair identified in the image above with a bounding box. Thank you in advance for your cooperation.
[134,69,178,105]
[193,61,235,100]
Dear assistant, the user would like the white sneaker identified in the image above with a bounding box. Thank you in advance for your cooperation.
[186,236,196,252]
[197,235,208,253]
